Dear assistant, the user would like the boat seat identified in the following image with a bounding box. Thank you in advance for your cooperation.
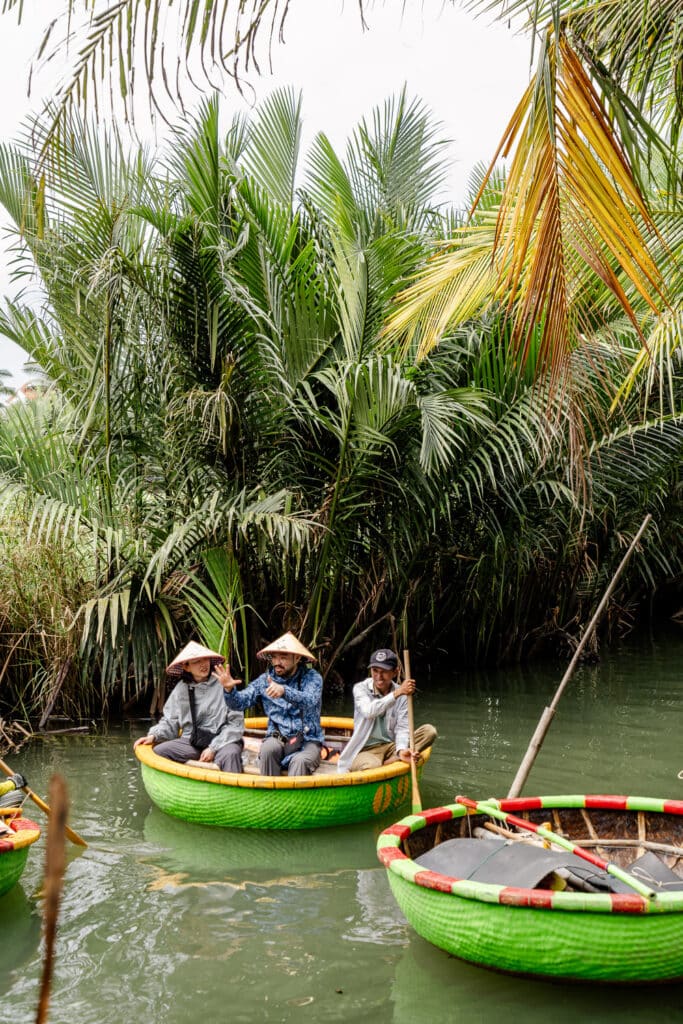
[414,837,621,892]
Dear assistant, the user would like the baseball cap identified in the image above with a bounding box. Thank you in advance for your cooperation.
[368,648,398,670]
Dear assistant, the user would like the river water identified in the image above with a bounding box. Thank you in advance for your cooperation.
[2,627,683,1022]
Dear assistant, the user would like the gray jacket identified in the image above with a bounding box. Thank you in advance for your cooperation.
[337,677,409,773]
[148,674,243,751]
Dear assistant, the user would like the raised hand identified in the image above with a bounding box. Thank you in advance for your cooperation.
[215,662,242,691]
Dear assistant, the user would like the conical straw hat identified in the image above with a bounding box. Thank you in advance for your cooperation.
[166,640,225,676]
[257,632,316,661]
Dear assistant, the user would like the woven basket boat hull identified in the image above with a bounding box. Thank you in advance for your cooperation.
[136,716,431,829]
[0,817,41,897]
[378,795,683,984]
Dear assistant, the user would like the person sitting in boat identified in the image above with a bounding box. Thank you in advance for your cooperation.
[337,648,436,773]
[133,641,244,772]
[0,772,26,808]
[217,632,324,777]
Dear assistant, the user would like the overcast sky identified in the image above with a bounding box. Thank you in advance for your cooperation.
[0,1,533,387]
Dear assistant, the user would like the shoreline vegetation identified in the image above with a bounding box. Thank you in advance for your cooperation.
[0,8,682,741]
[0,88,681,739]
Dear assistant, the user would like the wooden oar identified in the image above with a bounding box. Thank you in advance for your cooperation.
[0,757,87,848]
[403,650,422,814]
[455,796,656,900]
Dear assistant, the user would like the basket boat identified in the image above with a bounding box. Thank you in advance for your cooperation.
[0,815,41,897]
[377,794,683,984]
[135,716,432,830]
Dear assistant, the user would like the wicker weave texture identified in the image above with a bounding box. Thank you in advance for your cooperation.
[141,763,413,829]
[0,847,29,898]
[387,873,683,982]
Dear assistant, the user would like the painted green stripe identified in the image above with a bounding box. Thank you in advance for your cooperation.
[392,856,422,882]
[550,890,617,912]
[624,796,666,813]
[402,813,429,833]
[452,879,506,903]
[377,833,400,850]
[537,795,588,808]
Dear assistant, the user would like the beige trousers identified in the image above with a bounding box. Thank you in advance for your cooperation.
[350,723,437,772]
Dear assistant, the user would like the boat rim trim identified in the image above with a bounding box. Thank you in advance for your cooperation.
[377,796,683,914]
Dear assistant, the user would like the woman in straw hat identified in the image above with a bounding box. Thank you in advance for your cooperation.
[217,632,323,776]
[134,641,244,771]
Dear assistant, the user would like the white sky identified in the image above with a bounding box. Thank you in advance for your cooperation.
[0,1,533,387]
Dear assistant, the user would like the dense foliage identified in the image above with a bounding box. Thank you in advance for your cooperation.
[0,80,680,721]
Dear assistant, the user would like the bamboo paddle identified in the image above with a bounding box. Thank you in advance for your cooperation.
[403,650,422,814]
[455,796,656,900]
[0,757,87,848]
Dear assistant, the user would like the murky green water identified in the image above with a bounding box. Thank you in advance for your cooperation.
[2,627,683,1021]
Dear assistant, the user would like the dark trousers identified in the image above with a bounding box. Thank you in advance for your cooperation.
[258,737,321,776]
[153,737,243,773]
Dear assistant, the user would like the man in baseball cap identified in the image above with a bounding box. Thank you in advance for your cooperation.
[337,648,436,773]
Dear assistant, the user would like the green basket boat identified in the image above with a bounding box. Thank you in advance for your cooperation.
[378,794,683,984]
[136,716,432,829]
[0,815,41,897]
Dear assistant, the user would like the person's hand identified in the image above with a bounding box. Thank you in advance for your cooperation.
[265,675,285,699]
[394,677,416,698]
[199,747,215,763]
[134,735,155,749]
[399,749,423,765]
[9,772,26,789]
[215,662,241,691]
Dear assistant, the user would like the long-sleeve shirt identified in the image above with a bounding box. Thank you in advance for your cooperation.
[223,664,324,744]
[337,677,409,773]
[148,674,244,752]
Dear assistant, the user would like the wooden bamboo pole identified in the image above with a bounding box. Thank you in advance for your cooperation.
[507,513,652,799]
[403,650,422,814]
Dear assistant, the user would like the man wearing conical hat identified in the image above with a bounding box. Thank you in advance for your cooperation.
[134,641,244,772]
[217,632,323,776]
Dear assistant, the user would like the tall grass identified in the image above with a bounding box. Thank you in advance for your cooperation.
[0,504,94,720]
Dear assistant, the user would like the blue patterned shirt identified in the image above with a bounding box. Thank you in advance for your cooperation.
[223,663,324,744]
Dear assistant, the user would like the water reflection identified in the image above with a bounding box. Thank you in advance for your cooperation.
[0,627,681,1018]
[142,806,392,879]
[390,933,683,1024]
[0,884,42,975]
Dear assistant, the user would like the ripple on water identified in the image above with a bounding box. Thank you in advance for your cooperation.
[1,631,682,1021]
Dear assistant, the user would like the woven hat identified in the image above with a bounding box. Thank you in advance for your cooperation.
[257,631,316,661]
[166,641,225,677]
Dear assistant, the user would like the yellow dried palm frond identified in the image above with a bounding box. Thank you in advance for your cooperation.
[387,29,667,386]
[383,214,499,359]
[497,32,665,381]
[612,306,683,414]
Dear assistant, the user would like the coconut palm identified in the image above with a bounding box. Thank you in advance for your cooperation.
[0,70,680,722]
[0,87,499,710]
